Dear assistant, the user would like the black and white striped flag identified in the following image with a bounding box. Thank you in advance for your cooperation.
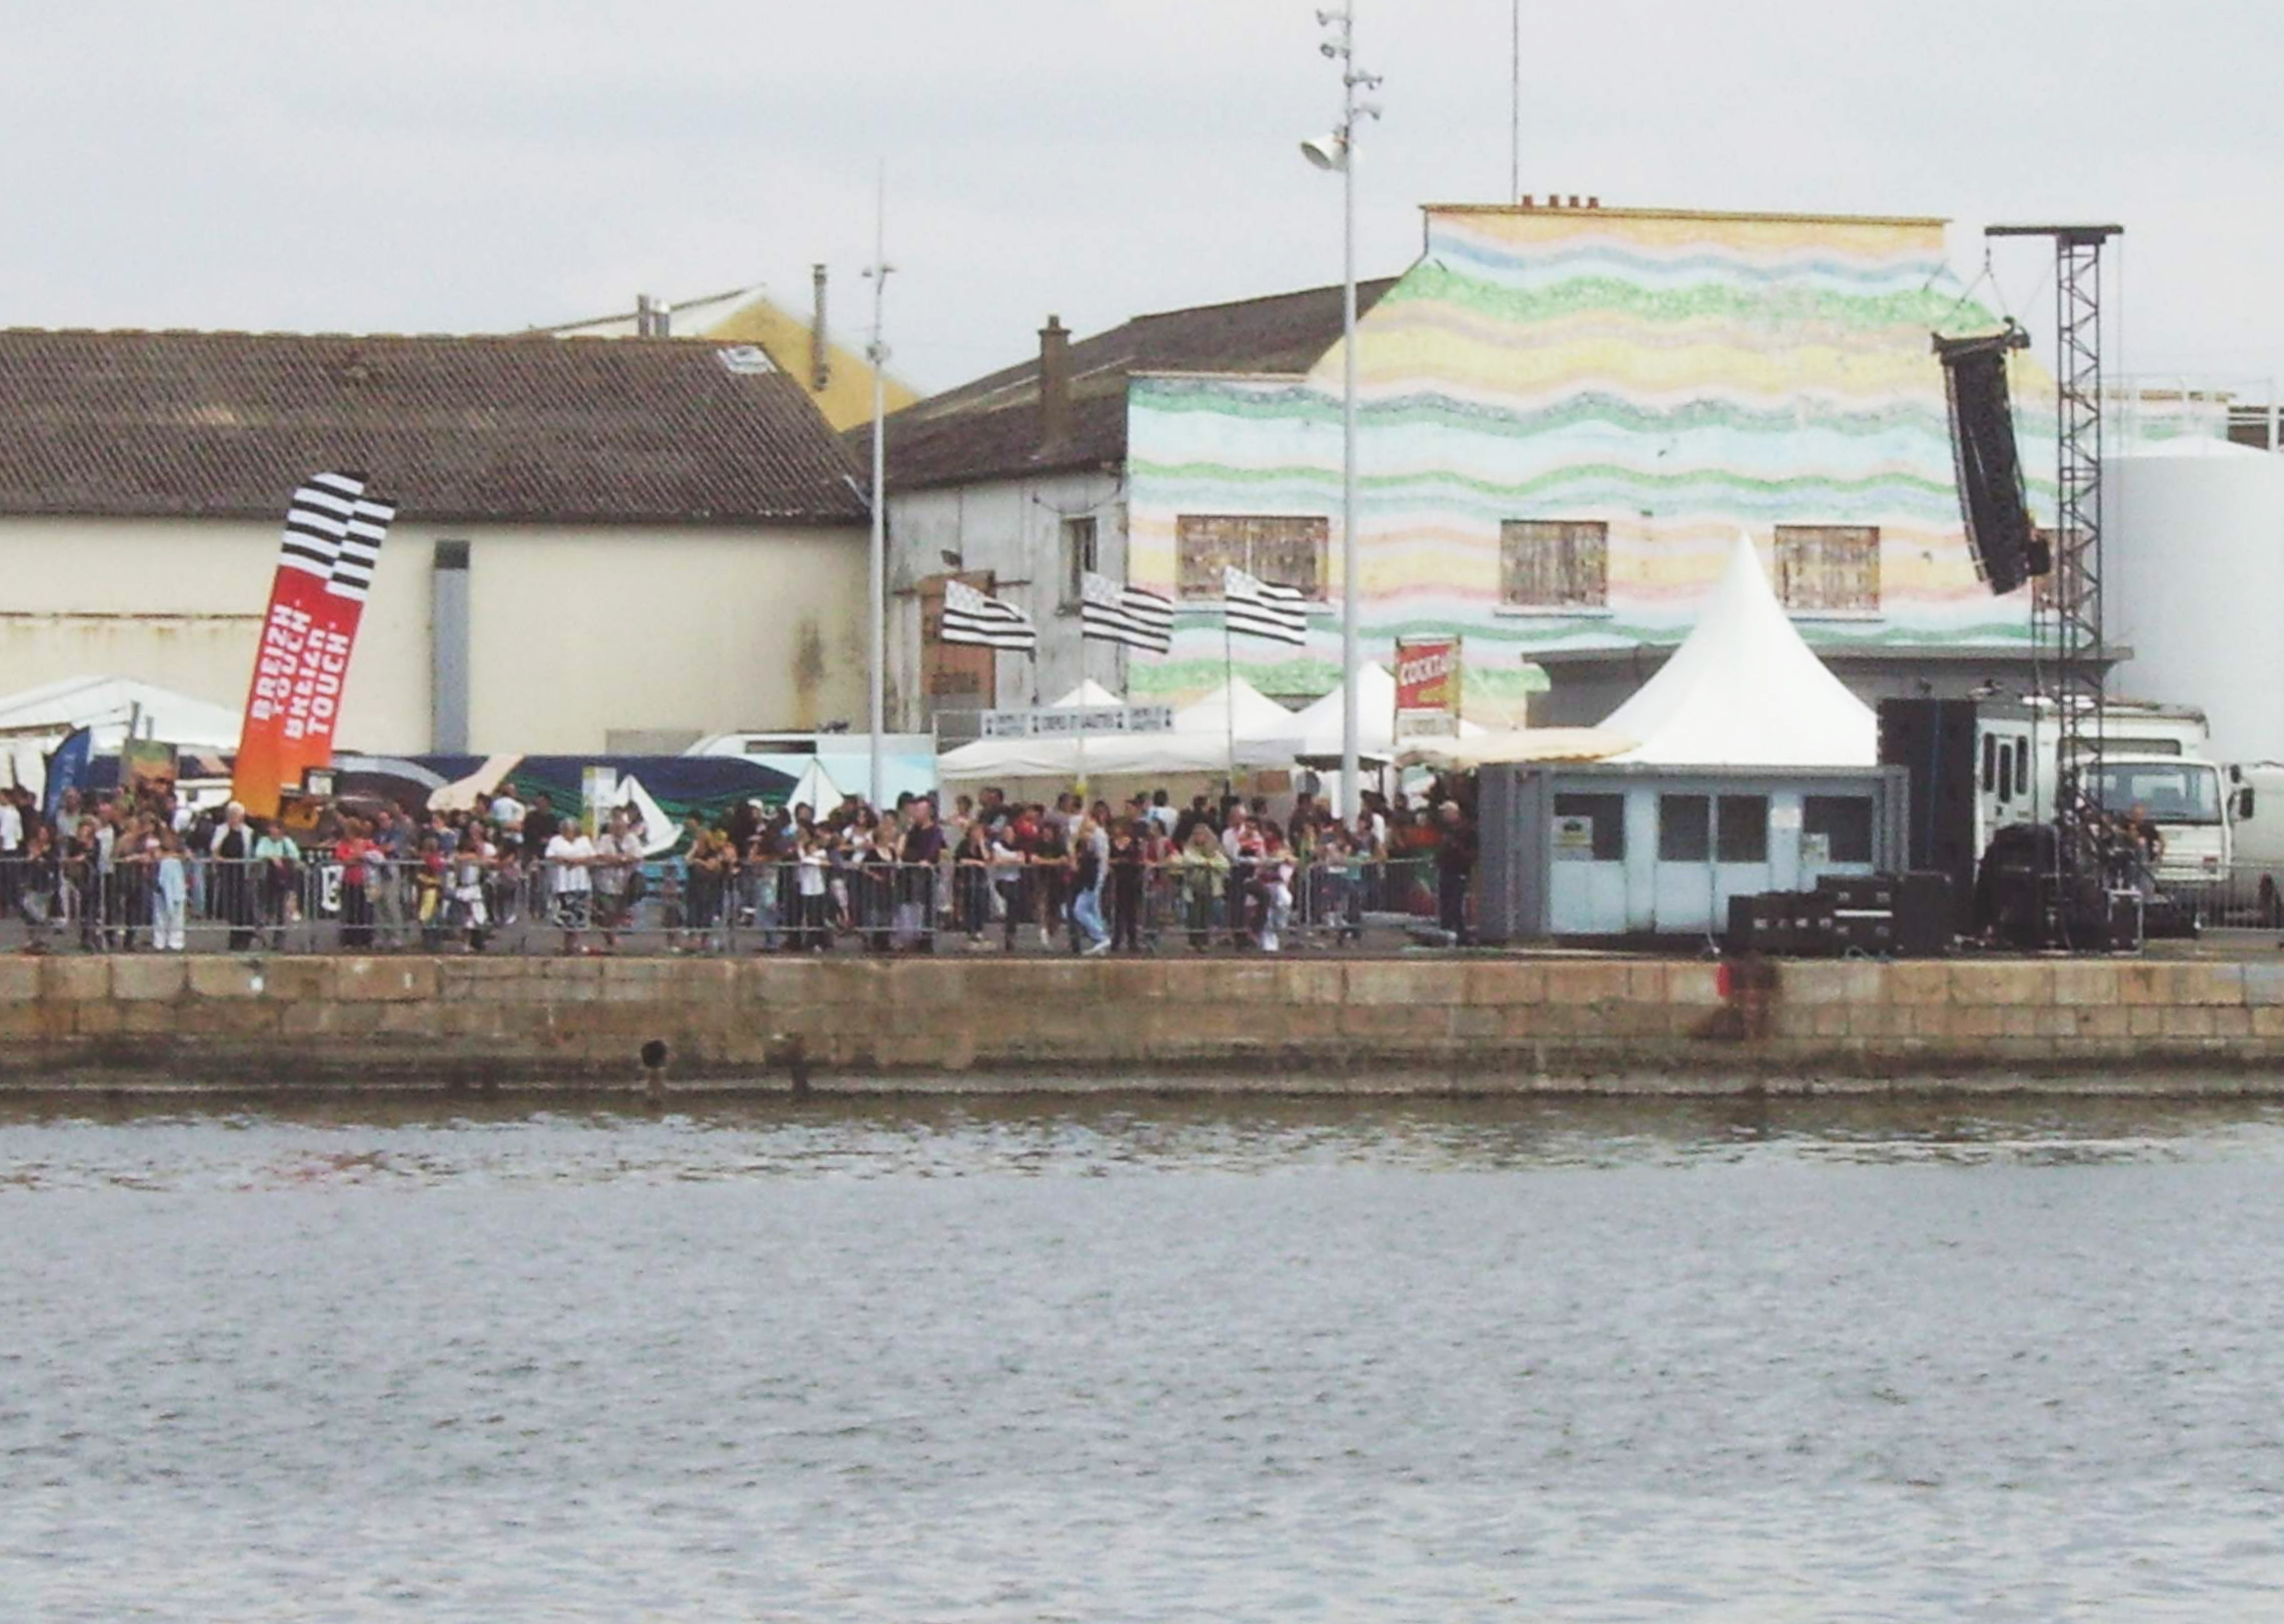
[1222,564,1309,647]
[942,579,1038,654]
[1079,571,1173,655]
[329,494,397,603]
[280,471,365,579]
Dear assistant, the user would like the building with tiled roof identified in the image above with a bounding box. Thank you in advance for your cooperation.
[538,277,921,433]
[0,329,870,754]
[855,279,1398,728]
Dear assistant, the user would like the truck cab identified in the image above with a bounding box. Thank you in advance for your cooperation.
[1974,700,2230,891]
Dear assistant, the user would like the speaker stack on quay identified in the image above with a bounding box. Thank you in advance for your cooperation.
[1724,871,1955,959]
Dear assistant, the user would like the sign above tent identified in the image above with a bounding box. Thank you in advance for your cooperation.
[980,705,1175,740]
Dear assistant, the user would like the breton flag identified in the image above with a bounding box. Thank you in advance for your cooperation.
[941,579,1039,654]
[1222,564,1309,647]
[275,492,398,796]
[231,471,366,816]
[1079,571,1173,655]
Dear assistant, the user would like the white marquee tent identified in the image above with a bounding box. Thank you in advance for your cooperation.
[0,676,247,795]
[1276,663,1493,763]
[1599,532,1877,767]
[0,675,243,752]
[937,678,1297,784]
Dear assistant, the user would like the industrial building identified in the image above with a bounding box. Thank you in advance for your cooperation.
[0,330,870,756]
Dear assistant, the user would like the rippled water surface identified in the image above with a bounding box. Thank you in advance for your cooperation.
[8,1093,2284,1621]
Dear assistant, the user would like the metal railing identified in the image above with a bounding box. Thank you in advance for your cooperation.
[0,852,1450,956]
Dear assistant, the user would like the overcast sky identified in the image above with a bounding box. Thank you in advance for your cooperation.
[5,0,2279,397]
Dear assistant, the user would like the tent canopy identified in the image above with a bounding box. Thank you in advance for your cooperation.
[0,675,243,750]
[1279,664,1489,762]
[1598,533,1877,767]
[938,677,1297,783]
[1398,728,1634,770]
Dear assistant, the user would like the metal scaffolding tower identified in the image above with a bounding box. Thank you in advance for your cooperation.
[1988,224,2122,913]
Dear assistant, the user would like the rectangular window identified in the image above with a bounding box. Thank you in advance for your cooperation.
[1773,525,1880,612]
[920,573,998,712]
[1802,796,1874,863]
[1552,793,1626,859]
[1061,516,1099,609]
[1658,795,1710,862]
[1716,796,1769,862]
[1174,515,1329,601]
[1500,520,1608,609]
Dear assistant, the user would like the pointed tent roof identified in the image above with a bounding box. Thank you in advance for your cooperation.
[1173,677,1296,743]
[1048,680,1125,709]
[786,757,845,814]
[1599,533,1876,767]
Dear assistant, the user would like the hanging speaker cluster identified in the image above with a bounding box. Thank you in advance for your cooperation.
[1935,324,2046,597]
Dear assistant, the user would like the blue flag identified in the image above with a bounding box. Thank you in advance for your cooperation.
[43,727,91,820]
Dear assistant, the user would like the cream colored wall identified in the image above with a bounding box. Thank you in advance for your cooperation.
[0,517,865,754]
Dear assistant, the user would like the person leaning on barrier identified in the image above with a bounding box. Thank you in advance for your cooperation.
[1177,822,1230,952]
[544,816,596,954]
[208,801,257,951]
[898,796,946,953]
[251,817,301,950]
[590,811,643,953]
[453,821,496,952]
[1109,814,1147,953]
[952,819,993,943]
[335,816,379,950]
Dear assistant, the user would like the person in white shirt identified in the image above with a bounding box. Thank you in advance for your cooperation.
[489,790,526,833]
[545,821,596,953]
[591,811,644,952]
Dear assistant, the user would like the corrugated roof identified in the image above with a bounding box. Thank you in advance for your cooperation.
[851,278,1398,492]
[0,329,867,524]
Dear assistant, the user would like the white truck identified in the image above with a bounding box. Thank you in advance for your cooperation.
[1974,701,2231,893]
[2221,762,2284,919]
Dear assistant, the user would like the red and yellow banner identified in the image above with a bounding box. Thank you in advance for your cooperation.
[1394,635,1463,717]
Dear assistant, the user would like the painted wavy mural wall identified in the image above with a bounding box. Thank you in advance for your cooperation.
[1124,206,2043,719]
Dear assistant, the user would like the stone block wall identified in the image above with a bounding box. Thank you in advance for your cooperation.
[3,953,2282,1092]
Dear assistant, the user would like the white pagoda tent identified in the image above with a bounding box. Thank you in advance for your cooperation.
[1599,533,1877,767]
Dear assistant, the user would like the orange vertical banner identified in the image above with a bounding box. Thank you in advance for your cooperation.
[231,473,364,818]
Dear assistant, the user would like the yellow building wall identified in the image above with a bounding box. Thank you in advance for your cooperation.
[699,297,921,433]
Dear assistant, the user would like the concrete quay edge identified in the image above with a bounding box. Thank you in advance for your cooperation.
[0,952,2281,1096]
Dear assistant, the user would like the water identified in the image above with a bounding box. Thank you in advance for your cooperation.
[7,1094,2284,1621]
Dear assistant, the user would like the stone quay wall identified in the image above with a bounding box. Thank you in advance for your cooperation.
[5,953,2284,1093]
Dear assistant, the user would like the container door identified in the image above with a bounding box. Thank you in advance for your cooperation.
[1547,792,1627,933]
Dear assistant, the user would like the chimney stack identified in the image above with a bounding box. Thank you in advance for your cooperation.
[810,264,831,393]
[1039,315,1072,450]
[636,293,657,338]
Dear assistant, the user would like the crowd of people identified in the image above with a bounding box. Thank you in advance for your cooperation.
[0,777,1481,956]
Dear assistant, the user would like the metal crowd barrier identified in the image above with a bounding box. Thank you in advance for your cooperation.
[0,852,1445,956]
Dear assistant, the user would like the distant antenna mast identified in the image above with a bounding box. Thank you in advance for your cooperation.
[863,165,895,810]
[1508,0,1520,201]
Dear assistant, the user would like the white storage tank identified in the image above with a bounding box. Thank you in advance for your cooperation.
[2104,438,2284,763]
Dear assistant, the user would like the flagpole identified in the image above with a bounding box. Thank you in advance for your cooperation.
[1223,606,1235,800]
[864,164,894,812]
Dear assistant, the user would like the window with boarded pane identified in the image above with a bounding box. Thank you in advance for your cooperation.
[1061,516,1099,608]
[1715,796,1769,862]
[1552,793,1626,859]
[1772,525,1880,612]
[1500,520,1608,609]
[1174,515,1329,601]
[1803,796,1874,863]
[1658,795,1710,861]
